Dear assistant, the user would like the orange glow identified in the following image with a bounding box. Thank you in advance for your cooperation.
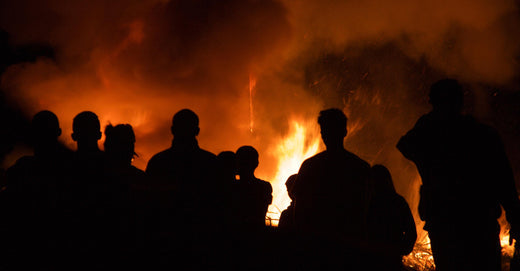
[265,119,321,226]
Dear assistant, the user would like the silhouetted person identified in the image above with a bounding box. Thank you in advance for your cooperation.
[278,174,297,230]
[145,109,217,269]
[103,124,145,250]
[104,123,145,184]
[397,79,520,271]
[292,108,371,270]
[230,146,273,271]
[367,165,416,271]
[234,145,273,229]
[4,110,73,269]
[67,111,106,253]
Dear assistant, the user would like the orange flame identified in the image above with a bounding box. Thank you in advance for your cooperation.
[265,119,321,226]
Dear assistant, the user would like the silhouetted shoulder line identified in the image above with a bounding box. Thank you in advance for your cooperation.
[198,148,217,159]
[344,150,371,169]
[148,148,174,161]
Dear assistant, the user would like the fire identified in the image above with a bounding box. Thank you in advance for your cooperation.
[402,213,517,270]
[403,233,436,271]
[265,119,321,226]
[500,213,516,259]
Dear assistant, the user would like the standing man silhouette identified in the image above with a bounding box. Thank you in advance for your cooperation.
[68,111,106,255]
[235,145,273,229]
[397,79,520,271]
[292,108,371,270]
[4,110,72,270]
[146,109,217,269]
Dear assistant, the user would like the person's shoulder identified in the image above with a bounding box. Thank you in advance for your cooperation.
[5,156,36,180]
[255,178,272,188]
[149,148,174,162]
[392,194,412,209]
[301,151,327,166]
[468,116,497,133]
[344,150,371,169]
[9,156,35,170]
[462,115,501,140]
[198,148,217,159]
[146,148,174,171]
[129,165,146,176]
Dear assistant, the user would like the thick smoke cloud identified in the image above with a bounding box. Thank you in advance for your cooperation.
[283,0,520,84]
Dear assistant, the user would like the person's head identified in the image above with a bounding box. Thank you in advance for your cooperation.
[318,108,347,150]
[104,124,136,165]
[236,145,259,178]
[429,78,464,115]
[171,109,199,140]
[285,174,297,200]
[370,164,396,196]
[31,110,61,147]
[72,111,101,149]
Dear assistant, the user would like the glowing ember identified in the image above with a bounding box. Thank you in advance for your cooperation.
[265,119,321,226]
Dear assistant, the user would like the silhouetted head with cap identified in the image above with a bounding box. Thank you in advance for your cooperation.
[31,110,62,155]
[104,124,136,166]
[72,111,101,152]
[318,108,347,151]
[236,145,259,180]
[171,109,200,141]
[429,78,464,116]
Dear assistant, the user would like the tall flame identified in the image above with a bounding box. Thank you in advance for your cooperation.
[265,119,321,226]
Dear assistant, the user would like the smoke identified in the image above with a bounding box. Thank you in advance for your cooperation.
[283,0,520,84]
[0,0,292,169]
[1,0,520,226]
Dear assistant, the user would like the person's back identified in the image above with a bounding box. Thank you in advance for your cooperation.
[5,111,72,231]
[145,109,217,236]
[278,174,297,230]
[234,146,273,230]
[293,109,371,239]
[67,111,106,251]
[397,79,520,271]
[295,150,370,236]
[366,165,416,271]
[292,109,371,271]
[4,110,73,268]
[103,124,145,250]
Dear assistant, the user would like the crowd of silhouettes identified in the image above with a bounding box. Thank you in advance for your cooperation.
[0,78,518,271]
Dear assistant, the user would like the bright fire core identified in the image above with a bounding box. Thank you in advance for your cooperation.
[265,119,321,226]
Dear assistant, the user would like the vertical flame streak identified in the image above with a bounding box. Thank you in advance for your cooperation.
[248,74,256,133]
[266,120,321,226]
